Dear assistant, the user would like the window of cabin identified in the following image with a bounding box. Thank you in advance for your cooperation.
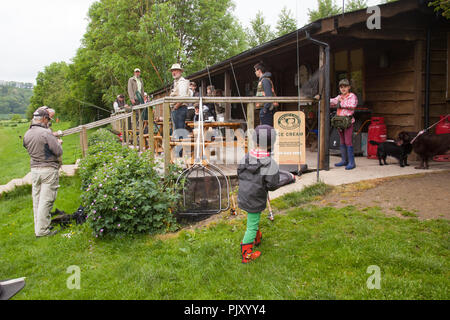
[334,48,364,105]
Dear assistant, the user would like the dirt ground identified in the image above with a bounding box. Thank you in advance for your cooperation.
[315,170,450,220]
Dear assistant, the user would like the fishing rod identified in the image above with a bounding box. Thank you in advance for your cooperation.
[74,99,113,114]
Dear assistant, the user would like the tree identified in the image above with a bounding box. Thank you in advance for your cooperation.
[308,0,342,22]
[247,11,275,48]
[276,6,297,37]
[26,62,71,120]
[29,0,248,125]
[428,0,450,19]
[345,0,368,12]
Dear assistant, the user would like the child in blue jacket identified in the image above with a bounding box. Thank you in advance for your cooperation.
[237,125,280,263]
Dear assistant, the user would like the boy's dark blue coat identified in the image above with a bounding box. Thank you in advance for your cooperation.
[237,153,280,213]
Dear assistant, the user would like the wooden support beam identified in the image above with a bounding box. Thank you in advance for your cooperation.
[414,40,424,131]
[318,47,327,170]
[224,71,232,121]
[132,110,137,148]
[148,105,154,156]
[163,102,171,175]
[337,28,426,41]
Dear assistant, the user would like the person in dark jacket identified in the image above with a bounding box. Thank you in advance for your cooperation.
[237,125,280,263]
[254,62,276,126]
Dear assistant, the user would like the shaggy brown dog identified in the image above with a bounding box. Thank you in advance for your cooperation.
[398,131,450,169]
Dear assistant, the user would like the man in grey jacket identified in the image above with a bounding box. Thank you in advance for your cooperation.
[127,68,145,106]
[23,108,63,237]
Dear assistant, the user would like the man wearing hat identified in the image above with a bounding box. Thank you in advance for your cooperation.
[169,63,190,156]
[23,107,63,237]
[128,68,145,106]
[113,94,129,113]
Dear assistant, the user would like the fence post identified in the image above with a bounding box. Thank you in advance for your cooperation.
[120,118,125,143]
[80,126,88,158]
[125,115,129,144]
[148,105,154,156]
[163,102,171,175]
[132,109,137,148]
[138,109,144,153]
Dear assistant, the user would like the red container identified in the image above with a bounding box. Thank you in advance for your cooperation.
[367,117,387,159]
[433,115,450,162]
[435,115,450,135]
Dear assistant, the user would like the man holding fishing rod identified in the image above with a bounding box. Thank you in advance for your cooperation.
[23,107,63,237]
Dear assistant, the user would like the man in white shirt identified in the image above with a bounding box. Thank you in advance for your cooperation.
[170,64,190,157]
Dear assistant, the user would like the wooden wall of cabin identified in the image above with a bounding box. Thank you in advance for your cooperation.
[427,30,450,131]
[364,40,417,139]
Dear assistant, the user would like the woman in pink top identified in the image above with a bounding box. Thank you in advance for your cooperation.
[330,79,358,170]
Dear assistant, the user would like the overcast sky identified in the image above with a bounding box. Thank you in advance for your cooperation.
[0,0,381,84]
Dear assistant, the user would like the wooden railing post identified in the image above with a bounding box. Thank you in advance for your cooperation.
[247,103,255,151]
[138,109,144,153]
[132,109,137,148]
[148,105,154,156]
[125,115,129,144]
[80,126,88,158]
[120,119,125,143]
[163,102,171,174]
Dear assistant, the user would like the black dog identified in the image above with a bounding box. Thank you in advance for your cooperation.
[50,206,86,228]
[369,140,412,167]
[398,131,450,169]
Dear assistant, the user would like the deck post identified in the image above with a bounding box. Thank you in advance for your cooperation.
[138,109,144,153]
[163,101,171,174]
[132,109,137,148]
[124,115,129,144]
[247,102,255,151]
[148,105,154,156]
[80,126,88,158]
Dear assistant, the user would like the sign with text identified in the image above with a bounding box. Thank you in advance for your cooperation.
[273,111,306,165]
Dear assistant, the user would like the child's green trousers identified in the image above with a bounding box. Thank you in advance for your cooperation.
[242,212,261,244]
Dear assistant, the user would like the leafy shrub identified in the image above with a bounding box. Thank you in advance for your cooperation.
[78,128,129,189]
[81,151,182,237]
[79,128,184,237]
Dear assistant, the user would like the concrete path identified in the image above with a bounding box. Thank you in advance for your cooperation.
[0,162,79,195]
[269,155,450,200]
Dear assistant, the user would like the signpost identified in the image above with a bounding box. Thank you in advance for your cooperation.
[273,111,306,173]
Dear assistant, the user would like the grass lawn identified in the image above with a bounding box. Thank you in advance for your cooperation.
[0,121,93,185]
[1,177,448,300]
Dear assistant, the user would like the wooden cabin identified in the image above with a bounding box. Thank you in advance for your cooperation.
[152,0,449,146]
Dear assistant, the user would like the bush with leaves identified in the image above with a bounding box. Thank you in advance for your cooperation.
[81,150,182,237]
[78,128,129,189]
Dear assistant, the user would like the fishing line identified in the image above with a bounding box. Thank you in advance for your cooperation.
[229,61,247,123]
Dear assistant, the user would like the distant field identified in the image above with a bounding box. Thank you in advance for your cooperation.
[0,121,85,185]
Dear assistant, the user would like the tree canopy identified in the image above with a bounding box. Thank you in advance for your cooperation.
[29,0,249,124]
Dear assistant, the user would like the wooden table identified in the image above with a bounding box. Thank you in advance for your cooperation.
[185,121,244,130]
